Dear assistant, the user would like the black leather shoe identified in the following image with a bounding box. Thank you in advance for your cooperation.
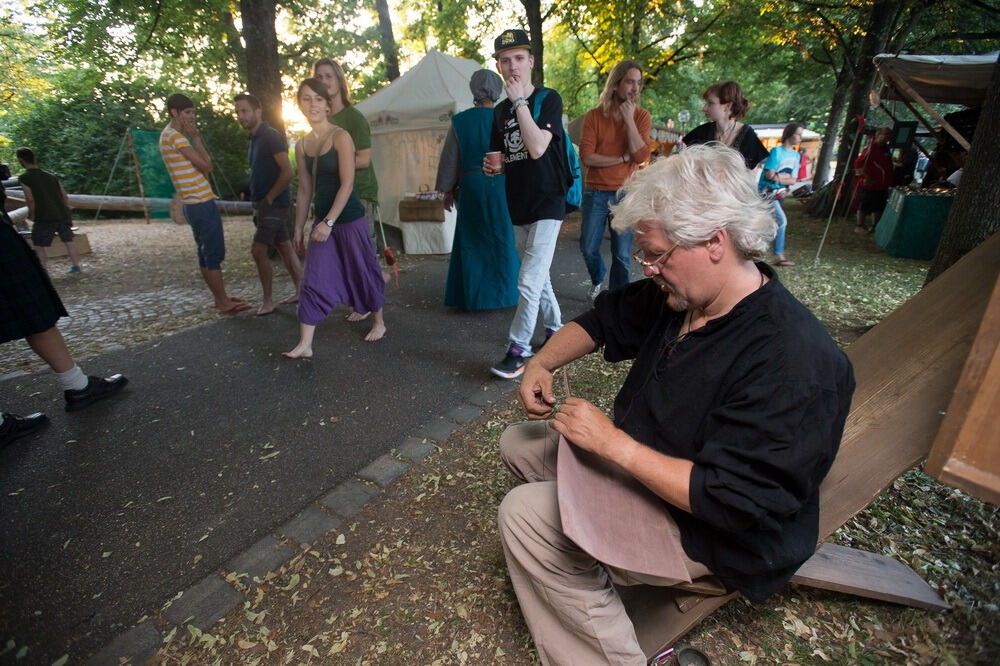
[0,412,49,448]
[64,374,129,412]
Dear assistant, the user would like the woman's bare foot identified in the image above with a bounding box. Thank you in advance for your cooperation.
[257,300,275,316]
[282,344,313,359]
[279,292,299,305]
[346,311,371,322]
[364,321,386,342]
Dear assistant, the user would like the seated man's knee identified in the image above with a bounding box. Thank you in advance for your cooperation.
[497,481,555,546]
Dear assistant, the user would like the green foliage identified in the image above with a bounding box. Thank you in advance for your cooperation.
[0,6,50,124]
[2,71,248,200]
[399,0,497,61]
[34,0,240,91]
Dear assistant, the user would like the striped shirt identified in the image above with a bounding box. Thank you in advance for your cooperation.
[159,126,215,204]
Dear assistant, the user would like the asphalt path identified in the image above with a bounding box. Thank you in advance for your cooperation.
[0,226,598,661]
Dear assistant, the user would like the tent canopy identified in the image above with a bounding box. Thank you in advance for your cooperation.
[352,49,487,243]
[355,49,484,135]
[874,52,998,107]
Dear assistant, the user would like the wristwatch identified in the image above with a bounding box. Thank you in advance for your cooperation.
[324,218,335,228]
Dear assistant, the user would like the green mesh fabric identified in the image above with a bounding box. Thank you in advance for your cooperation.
[130,129,175,218]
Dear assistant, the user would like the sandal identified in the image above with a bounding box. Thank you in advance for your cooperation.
[771,259,796,267]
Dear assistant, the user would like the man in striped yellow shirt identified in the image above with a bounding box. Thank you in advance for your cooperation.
[160,93,249,314]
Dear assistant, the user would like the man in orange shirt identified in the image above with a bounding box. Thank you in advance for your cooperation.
[578,60,652,302]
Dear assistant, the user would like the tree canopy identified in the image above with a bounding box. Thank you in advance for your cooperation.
[2,0,998,200]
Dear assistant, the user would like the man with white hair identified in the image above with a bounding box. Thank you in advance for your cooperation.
[496,144,855,664]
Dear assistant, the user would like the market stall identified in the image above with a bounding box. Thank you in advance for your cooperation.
[869,51,997,259]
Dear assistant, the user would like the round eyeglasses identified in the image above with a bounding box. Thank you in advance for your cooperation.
[632,243,680,269]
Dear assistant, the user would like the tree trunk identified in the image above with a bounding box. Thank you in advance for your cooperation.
[925,58,1000,284]
[375,0,400,81]
[830,0,898,211]
[222,12,248,84]
[239,0,284,134]
[814,63,852,187]
[520,0,545,86]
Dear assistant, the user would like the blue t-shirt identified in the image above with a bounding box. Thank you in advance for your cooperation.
[248,122,290,206]
[759,145,801,191]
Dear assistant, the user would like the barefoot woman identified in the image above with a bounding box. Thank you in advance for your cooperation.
[283,79,386,358]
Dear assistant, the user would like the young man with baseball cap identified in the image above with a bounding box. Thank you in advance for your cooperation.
[485,29,568,379]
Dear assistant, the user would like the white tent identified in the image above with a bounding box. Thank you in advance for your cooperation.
[354,49,484,250]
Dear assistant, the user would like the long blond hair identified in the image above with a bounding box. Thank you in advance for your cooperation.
[598,59,642,116]
[313,58,352,105]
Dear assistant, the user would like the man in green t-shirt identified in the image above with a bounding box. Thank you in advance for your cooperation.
[15,147,83,273]
[313,59,379,226]
[313,57,388,321]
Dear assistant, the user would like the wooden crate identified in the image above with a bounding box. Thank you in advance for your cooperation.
[398,199,444,222]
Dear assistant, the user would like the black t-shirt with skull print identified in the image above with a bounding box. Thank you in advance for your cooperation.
[490,86,567,225]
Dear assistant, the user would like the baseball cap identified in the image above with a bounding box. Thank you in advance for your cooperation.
[493,29,531,58]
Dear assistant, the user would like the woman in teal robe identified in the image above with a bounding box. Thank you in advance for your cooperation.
[436,70,520,311]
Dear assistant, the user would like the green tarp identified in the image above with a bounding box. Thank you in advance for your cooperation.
[130,129,174,217]
[875,188,954,260]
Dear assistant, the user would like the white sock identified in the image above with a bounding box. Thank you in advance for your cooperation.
[57,365,89,392]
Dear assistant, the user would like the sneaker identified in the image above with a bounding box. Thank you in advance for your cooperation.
[588,283,603,305]
[67,265,82,274]
[64,374,129,412]
[491,344,528,380]
[0,412,49,448]
[536,328,558,351]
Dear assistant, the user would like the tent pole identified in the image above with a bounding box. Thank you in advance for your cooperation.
[94,130,129,222]
[879,65,971,151]
[814,116,866,266]
[127,129,152,224]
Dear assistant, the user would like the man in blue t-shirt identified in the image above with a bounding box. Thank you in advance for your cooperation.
[486,29,568,379]
[234,94,302,315]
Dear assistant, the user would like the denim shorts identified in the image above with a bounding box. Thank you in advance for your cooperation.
[252,200,291,245]
[182,200,225,269]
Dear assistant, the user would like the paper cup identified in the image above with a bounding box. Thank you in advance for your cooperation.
[485,151,502,173]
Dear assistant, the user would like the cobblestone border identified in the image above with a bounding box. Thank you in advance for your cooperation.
[85,380,518,665]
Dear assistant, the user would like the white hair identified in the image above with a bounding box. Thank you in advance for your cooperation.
[610,144,776,260]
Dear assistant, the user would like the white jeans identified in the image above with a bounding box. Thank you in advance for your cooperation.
[509,219,563,351]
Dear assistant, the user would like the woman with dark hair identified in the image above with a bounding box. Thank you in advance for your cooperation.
[283,79,386,357]
[312,57,386,322]
[759,123,804,266]
[681,81,768,170]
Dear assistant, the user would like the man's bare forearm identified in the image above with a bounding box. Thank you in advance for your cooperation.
[531,322,596,371]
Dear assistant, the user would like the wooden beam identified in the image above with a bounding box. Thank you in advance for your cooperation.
[925,270,1000,504]
[4,191,251,215]
[789,543,949,611]
[8,206,28,224]
[879,64,972,151]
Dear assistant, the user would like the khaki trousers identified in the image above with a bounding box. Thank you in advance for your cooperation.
[497,421,710,666]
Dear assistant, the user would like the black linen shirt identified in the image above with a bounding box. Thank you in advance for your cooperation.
[573,265,855,601]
